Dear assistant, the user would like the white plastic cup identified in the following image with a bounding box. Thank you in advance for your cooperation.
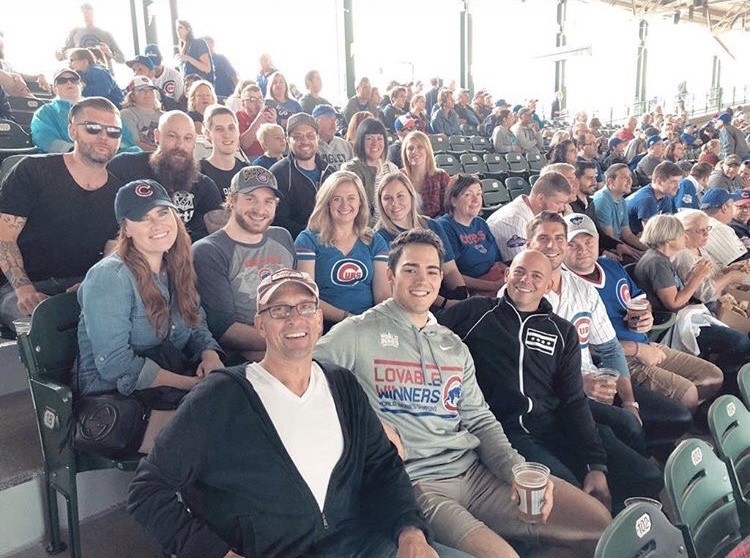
[594,369,619,388]
[13,318,31,335]
[512,462,550,523]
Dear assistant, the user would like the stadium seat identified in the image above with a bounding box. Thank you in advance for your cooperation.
[526,152,546,173]
[505,152,530,178]
[429,133,449,154]
[449,135,470,153]
[529,174,540,186]
[664,438,743,558]
[470,135,490,153]
[0,119,37,161]
[505,176,531,199]
[7,96,47,129]
[481,178,510,215]
[434,153,461,176]
[738,363,750,409]
[17,293,140,558]
[708,395,750,531]
[460,153,487,175]
[594,501,688,558]
[0,153,27,183]
[483,153,509,180]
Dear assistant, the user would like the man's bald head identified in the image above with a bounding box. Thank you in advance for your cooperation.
[154,110,197,154]
[504,249,553,311]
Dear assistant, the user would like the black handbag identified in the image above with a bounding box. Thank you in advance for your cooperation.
[74,392,149,458]
[133,334,198,410]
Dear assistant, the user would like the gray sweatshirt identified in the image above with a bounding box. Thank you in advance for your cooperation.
[314,298,524,484]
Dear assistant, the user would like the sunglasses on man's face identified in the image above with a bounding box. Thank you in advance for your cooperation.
[55,76,80,85]
[74,121,123,139]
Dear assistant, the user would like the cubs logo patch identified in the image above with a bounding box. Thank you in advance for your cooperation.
[507,235,526,248]
[570,312,592,348]
[473,244,488,254]
[570,215,584,225]
[134,182,154,197]
[442,375,462,413]
[617,278,631,309]
[525,328,557,356]
[163,80,176,95]
[331,259,368,286]
[682,194,693,204]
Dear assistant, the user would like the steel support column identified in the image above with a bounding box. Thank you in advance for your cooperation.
[343,0,356,98]
[459,0,473,92]
[169,0,179,55]
[634,19,648,114]
[142,0,158,46]
[711,55,722,111]
[554,0,567,112]
[129,0,140,55]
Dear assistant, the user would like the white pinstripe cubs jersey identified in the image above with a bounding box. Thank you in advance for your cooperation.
[544,269,617,371]
[486,196,535,263]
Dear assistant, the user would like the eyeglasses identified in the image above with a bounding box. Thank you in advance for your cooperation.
[259,301,319,320]
[75,122,123,139]
[290,133,317,142]
[55,76,80,85]
[687,226,713,235]
[241,97,263,104]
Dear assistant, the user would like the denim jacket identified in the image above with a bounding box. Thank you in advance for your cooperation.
[76,254,220,396]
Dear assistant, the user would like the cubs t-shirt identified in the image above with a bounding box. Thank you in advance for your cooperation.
[436,215,501,277]
[295,229,388,314]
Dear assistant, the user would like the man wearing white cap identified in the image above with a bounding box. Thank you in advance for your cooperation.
[120,75,162,151]
[699,188,749,267]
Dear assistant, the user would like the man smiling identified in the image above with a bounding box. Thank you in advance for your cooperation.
[192,166,294,363]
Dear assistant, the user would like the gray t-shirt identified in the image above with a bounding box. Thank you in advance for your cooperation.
[192,228,295,339]
[120,106,162,145]
[317,136,354,171]
[632,248,681,312]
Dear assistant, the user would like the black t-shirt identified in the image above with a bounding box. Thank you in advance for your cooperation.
[0,154,121,282]
[108,152,223,242]
[199,159,248,201]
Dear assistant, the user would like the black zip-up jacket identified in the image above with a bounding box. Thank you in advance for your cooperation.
[127,364,426,558]
[439,293,607,470]
[270,153,335,239]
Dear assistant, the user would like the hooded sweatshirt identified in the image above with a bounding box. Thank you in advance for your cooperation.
[314,298,523,485]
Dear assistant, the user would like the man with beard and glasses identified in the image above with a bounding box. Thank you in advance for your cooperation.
[0,97,123,330]
[192,166,294,362]
[108,110,224,242]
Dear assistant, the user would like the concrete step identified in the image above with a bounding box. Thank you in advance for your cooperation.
[0,341,27,397]
[2,505,162,558]
[0,391,136,556]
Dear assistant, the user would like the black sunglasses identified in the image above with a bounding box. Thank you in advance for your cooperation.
[55,76,80,85]
[75,122,123,139]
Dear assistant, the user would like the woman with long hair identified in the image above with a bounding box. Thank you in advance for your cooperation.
[121,76,163,152]
[76,180,223,453]
[698,139,721,167]
[295,171,389,328]
[407,93,431,133]
[548,138,577,164]
[224,78,256,113]
[436,174,507,296]
[186,79,217,134]
[341,118,398,210]
[175,20,214,84]
[264,71,303,128]
[400,130,450,218]
[375,172,467,306]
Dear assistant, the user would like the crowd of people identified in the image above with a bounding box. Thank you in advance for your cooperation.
[3,4,750,557]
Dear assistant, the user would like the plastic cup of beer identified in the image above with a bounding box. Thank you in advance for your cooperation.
[626,297,649,329]
[512,462,550,523]
[12,318,31,336]
[594,368,619,388]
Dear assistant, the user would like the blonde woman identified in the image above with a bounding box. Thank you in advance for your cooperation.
[401,130,451,217]
[295,171,389,327]
[375,172,467,306]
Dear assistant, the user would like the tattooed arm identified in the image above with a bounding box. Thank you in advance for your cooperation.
[0,213,48,315]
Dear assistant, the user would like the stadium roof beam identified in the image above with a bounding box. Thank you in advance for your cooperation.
[608,0,750,33]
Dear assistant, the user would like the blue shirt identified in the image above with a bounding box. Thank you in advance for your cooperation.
[295,229,388,314]
[79,64,123,106]
[252,154,281,170]
[181,39,214,83]
[266,98,303,126]
[76,254,220,396]
[674,177,700,210]
[590,257,649,344]
[625,185,674,235]
[592,186,628,240]
[436,215,500,277]
[375,218,455,263]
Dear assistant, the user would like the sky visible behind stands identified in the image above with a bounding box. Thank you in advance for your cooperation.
[3,0,750,122]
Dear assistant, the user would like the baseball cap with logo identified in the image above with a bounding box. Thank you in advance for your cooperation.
[646,135,664,149]
[229,166,283,198]
[699,188,739,210]
[563,213,599,242]
[144,44,163,66]
[735,190,750,206]
[127,75,158,92]
[256,269,319,312]
[115,180,176,224]
[394,115,417,133]
[126,55,155,71]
